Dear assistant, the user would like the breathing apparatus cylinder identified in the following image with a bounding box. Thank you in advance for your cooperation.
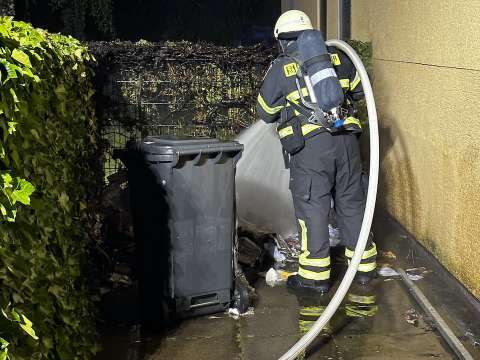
[296,30,344,112]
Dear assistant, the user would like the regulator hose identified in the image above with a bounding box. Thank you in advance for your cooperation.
[278,39,379,360]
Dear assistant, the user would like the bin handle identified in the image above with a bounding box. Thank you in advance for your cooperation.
[189,300,220,309]
[171,146,243,167]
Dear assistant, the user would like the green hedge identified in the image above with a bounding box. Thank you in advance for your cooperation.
[0,18,99,359]
[347,39,372,129]
[348,39,372,76]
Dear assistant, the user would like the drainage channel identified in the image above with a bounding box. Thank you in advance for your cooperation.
[397,268,474,360]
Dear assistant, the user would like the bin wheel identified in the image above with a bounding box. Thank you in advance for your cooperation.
[233,278,250,314]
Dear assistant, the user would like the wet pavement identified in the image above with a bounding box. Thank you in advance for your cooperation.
[97,214,480,359]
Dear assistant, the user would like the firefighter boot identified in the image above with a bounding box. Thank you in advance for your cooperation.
[286,274,330,294]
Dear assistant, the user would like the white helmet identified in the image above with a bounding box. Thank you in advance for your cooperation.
[274,10,313,39]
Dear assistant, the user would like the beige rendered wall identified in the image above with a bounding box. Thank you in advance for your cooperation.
[325,0,338,39]
[350,0,371,41]
[350,0,480,298]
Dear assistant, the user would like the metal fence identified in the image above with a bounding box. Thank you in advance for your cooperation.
[101,122,212,178]
[90,41,275,181]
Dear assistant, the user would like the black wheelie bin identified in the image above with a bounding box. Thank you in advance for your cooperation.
[125,136,244,325]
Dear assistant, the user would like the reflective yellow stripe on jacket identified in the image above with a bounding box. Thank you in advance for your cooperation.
[339,78,350,89]
[344,116,362,128]
[350,71,361,90]
[285,88,310,116]
[286,87,309,103]
[278,123,322,139]
[257,94,283,115]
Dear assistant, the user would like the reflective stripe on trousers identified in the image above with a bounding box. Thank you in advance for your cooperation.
[345,242,377,272]
[297,218,330,281]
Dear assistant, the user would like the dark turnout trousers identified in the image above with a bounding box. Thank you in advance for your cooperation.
[289,131,376,281]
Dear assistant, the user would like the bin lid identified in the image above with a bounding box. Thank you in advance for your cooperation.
[142,136,219,147]
[128,136,243,164]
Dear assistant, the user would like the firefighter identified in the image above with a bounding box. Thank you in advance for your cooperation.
[256,10,377,293]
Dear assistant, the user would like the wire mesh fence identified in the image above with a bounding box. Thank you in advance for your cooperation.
[100,122,213,178]
[89,41,275,181]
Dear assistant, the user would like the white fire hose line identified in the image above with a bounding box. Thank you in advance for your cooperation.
[278,39,379,360]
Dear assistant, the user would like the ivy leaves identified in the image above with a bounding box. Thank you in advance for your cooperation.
[0,172,35,222]
[0,307,39,360]
[10,49,32,68]
[0,18,99,359]
[1,308,39,341]
[0,338,9,360]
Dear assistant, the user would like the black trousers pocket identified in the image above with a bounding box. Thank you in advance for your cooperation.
[289,173,312,202]
[279,119,305,155]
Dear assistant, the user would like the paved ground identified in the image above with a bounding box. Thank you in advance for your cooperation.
[141,280,452,359]
[97,215,480,359]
